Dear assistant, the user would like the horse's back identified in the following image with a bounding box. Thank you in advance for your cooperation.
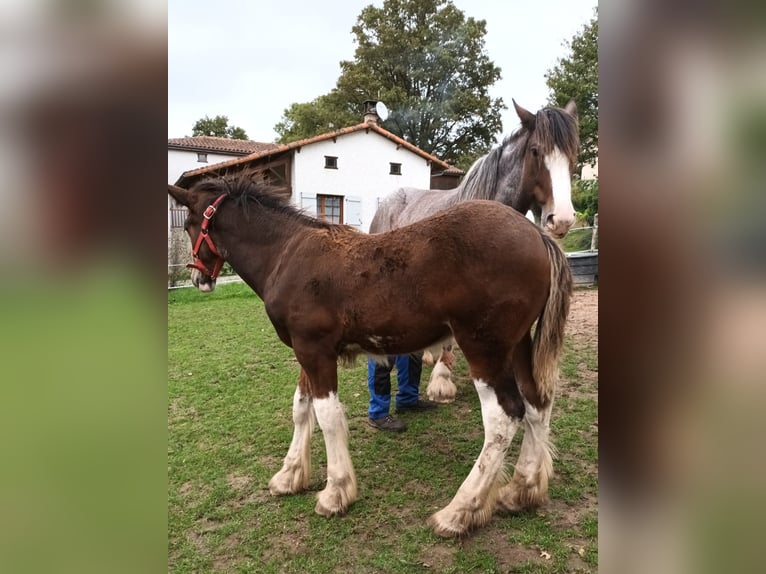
[418,200,543,250]
[381,200,551,290]
[370,187,457,233]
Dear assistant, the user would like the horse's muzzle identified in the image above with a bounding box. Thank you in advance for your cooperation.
[545,214,575,239]
[191,269,217,292]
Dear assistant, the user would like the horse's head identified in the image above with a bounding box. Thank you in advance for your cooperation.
[511,100,579,238]
[168,183,226,293]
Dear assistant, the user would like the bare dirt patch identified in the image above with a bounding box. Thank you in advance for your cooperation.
[226,473,252,491]
[566,288,598,347]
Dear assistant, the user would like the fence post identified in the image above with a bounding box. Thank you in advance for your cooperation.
[590,213,599,251]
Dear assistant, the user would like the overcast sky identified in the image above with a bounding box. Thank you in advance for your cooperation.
[168,0,596,143]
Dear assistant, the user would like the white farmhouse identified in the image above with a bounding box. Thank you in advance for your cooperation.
[173,107,462,233]
[167,136,278,223]
[167,104,463,284]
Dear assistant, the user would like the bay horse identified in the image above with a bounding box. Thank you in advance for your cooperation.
[371,99,579,404]
[168,178,572,537]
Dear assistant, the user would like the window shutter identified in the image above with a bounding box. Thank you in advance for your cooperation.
[345,196,363,227]
[300,193,317,217]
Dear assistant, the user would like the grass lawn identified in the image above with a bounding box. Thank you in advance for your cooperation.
[168,282,598,573]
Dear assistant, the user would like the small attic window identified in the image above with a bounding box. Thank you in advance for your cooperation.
[389,162,402,175]
[324,156,338,169]
[197,153,208,163]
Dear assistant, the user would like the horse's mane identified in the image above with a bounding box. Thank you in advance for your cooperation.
[193,177,335,230]
[524,105,580,163]
[455,139,517,201]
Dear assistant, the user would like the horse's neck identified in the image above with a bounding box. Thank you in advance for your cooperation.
[498,144,527,211]
[507,183,533,215]
[455,141,526,209]
[216,208,298,297]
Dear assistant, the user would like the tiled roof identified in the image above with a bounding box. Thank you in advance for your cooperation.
[176,122,462,184]
[436,166,465,176]
[168,136,279,155]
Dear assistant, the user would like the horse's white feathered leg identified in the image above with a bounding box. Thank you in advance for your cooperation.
[269,386,314,494]
[496,398,555,512]
[429,380,518,536]
[313,392,357,516]
[426,360,456,403]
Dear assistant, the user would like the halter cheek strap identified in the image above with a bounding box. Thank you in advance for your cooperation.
[186,194,227,279]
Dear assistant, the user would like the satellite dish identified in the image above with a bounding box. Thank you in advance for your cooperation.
[375,101,389,121]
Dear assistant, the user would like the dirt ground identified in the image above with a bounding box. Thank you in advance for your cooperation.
[566,287,598,346]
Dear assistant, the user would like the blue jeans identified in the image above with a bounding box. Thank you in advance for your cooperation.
[367,354,423,419]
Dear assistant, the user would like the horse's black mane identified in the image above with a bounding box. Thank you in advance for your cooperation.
[194,177,335,230]
[508,105,579,163]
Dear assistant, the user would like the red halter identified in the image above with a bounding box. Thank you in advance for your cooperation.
[186,194,227,279]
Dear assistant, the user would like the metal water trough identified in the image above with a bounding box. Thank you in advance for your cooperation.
[566,250,598,285]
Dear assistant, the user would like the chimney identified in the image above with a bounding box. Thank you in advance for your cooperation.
[363,100,380,124]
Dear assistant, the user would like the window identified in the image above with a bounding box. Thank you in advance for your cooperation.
[389,162,402,175]
[324,156,338,169]
[316,195,343,224]
[197,152,208,163]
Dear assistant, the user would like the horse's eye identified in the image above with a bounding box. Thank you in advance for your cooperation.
[531,146,539,158]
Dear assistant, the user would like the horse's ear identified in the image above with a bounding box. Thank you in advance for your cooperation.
[513,99,536,131]
[168,184,192,207]
[564,99,578,120]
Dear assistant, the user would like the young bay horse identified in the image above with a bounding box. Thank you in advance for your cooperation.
[371,100,579,405]
[168,178,572,537]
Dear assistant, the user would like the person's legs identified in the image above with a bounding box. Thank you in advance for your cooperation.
[395,353,423,409]
[367,357,407,432]
[367,358,393,419]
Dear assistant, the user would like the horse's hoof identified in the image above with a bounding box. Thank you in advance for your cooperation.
[314,498,348,517]
[426,375,456,404]
[427,509,469,538]
[495,481,548,514]
[268,468,308,495]
[314,480,356,517]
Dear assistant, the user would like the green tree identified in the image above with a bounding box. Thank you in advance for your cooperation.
[191,115,248,139]
[274,93,358,143]
[545,12,598,170]
[572,179,598,225]
[275,0,504,169]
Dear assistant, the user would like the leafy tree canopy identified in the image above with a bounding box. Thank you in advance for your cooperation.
[545,11,598,170]
[572,179,598,225]
[275,0,504,170]
[274,93,358,143]
[191,115,248,140]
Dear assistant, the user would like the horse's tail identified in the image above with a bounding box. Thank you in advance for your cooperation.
[532,234,573,406]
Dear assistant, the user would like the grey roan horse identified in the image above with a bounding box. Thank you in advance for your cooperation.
[370,99,580,403]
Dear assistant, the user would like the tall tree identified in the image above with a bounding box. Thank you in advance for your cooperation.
[545,12,598,170]
[275,0,504,169]
[274,93,358,143]
[191,115,248,140]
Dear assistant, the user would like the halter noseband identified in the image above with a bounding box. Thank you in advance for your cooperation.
[186,194,227,280]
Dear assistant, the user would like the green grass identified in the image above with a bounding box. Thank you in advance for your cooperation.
[558,213,595,253]
[169,282,598,573]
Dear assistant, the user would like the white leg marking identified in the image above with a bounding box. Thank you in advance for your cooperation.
[312,392,358,516]
[269,386,314,495]
[429,380,519,536]
[498,398,556,512]
[426,360,456,403]
[543,147,575,236]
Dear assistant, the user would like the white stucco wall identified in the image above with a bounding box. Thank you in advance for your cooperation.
[168,149,241,185]
[581,158,598,180]
[168,148,245,235]
[290,130,433,233]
